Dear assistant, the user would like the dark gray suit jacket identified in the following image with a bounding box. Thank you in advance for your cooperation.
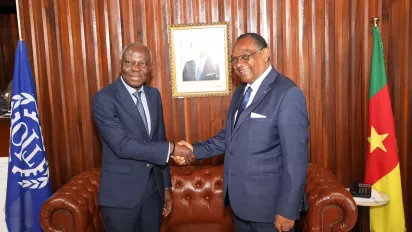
[92,77,171,209]
[193,68,309,222]
[182,56,220,81]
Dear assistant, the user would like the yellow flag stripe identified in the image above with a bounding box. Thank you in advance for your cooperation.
[370,163,405,232]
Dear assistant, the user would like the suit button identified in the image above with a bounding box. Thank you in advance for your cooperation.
[146,163,150,168]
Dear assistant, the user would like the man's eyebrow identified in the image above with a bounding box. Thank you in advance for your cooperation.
[231,52,247,57]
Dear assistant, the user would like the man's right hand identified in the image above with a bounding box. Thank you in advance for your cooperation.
[178,140,193,151]
[171,143,195,165]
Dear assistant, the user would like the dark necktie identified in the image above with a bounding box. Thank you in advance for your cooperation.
[132,91,149,136]
[234,87,252,126]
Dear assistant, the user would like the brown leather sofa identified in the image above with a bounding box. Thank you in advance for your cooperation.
[40,164,357,232]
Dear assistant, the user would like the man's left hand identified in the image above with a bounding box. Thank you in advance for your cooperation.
[163,188,173,217]
[274,214,294,231]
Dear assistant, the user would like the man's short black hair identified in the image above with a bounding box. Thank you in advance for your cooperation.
[237,33,268,50]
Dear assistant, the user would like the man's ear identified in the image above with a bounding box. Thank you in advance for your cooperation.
[263,48,270,63]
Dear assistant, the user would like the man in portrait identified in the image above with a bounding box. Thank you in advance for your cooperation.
[182,38,220,82]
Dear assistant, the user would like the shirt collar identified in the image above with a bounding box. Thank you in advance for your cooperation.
[121,76,145,95]
[246,66,272,92]
[197,55,208,67]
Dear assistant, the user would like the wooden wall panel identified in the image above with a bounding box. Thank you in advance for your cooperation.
[0,119,10,157]
[0,8,18,91]
[15,0,412,230]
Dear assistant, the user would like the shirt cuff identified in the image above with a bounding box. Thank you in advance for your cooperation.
[166,143,170,162]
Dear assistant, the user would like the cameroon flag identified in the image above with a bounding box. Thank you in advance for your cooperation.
[364,26,405,231]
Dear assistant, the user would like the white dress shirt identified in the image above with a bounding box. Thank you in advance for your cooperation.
[121,77,171,162]
[234,66,272,122]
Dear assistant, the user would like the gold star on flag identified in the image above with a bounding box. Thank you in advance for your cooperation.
[367,126,389,153]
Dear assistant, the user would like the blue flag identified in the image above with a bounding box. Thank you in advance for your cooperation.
[6,41,52,232]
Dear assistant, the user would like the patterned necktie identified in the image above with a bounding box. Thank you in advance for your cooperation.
[132,91,149,136]
[234,87,252,126]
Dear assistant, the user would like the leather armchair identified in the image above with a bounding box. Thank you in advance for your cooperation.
[40,164,357,232]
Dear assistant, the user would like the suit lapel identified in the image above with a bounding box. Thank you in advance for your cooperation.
[229,84,246,132]
[144,86,157,139]
[232,68,277,135]
[114,78,148,136]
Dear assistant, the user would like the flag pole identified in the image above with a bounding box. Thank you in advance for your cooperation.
[371,17,379,27]
[15,0,22,40]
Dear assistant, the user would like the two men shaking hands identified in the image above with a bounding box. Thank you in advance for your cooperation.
[169,141,195,165]
[94,32,308,232]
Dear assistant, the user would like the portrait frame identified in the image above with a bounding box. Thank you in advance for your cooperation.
[168,22,231,98]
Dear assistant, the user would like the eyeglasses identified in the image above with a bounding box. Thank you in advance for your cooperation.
[230,48,264,65]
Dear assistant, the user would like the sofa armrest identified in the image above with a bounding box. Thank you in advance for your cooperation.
[40,168,104,232]
[304,164,358,232]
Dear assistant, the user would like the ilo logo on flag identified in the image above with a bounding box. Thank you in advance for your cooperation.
[9,92,49,189]
[6,40,51,232]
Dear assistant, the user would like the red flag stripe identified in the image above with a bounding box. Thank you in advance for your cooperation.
[365,85,398,184]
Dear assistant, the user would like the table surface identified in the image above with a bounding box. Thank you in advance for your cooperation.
[347,188,390,207]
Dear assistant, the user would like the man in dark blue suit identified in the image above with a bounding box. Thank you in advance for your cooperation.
[92,43,194,232]
[178,33,309,232]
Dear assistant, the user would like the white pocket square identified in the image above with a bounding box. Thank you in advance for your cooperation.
[251,112,266,118]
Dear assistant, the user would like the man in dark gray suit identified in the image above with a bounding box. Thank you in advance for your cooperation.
[92,43,194,232]
[182,51,220,82]
[178,33,309,232]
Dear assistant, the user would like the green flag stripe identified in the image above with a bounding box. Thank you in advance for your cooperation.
[370,26,387,99]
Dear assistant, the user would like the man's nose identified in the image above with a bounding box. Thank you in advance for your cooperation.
[235,61,243,68]
[131,63,141,71]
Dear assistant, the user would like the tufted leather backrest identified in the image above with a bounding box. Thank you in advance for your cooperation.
[40,165,233,232]
[161,165,233,231]
[40,164,357,232]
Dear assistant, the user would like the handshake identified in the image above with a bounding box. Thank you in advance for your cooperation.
[170,140,195,165]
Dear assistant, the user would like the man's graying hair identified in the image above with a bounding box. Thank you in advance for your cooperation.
[237,33,268,50]
[237,33,270,62]
[120,43,153,63]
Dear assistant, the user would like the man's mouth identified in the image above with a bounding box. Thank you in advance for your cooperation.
[238,69,249,75]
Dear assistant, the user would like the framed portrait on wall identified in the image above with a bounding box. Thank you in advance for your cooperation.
[168,22,231,98]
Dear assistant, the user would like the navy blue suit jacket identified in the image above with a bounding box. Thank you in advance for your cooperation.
[193,68,309,222]
[92,77,171,209]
